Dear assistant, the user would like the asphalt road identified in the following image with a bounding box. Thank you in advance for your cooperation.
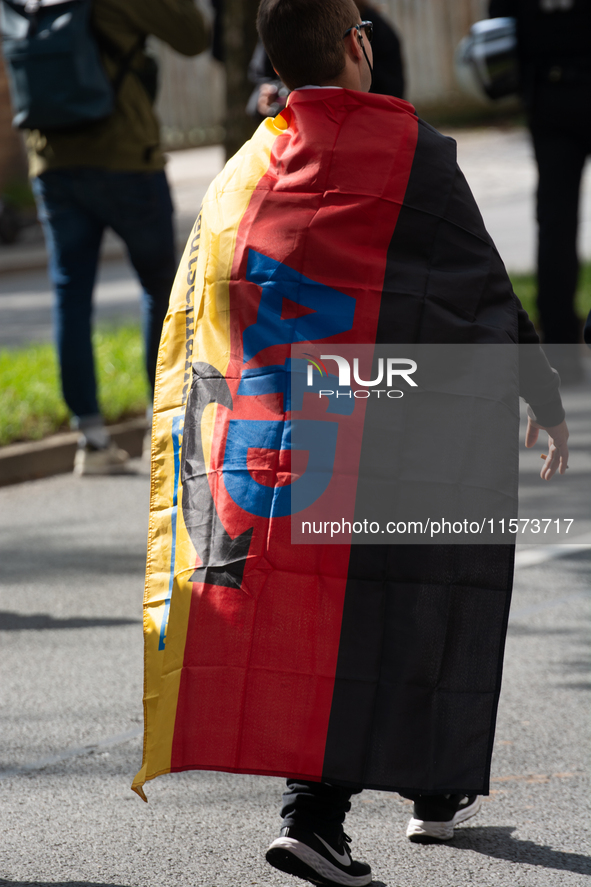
[0,428,589,887]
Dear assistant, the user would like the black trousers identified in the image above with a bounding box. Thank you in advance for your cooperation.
[529,79,591,344]
[281,781,361,842]
[281,780,422,841]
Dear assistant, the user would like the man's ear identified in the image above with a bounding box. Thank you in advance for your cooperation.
[343,28,364,64]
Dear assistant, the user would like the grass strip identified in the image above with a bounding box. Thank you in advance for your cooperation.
[511,262,591,324]
[0,324,147,447]
[1,266,590,448]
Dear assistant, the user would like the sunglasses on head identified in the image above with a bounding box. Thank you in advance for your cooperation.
[343,20,373,43]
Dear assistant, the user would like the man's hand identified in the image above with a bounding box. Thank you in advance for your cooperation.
[257,83,286,116]
[525,417,570,480]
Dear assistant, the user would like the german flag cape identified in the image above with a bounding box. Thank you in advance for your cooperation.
[133,89,517,800]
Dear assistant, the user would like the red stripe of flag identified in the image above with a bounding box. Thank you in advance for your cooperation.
[171,91,418,779]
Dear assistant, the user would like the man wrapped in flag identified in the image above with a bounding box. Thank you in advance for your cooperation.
[133,1,570,884]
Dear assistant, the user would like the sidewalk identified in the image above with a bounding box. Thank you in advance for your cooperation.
[0,145,225,275]
[1,128,590,276]
[449,126,591,273]
[1,129,590,488]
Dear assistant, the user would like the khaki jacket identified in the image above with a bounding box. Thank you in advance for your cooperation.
[27,0,208,177]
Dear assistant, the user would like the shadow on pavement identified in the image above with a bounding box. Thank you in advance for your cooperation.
[0,883,133,887]
[0,547,147,578]
[507,626,581,635]
[555,681,591,690]
[452,826,591,875]
[0,612,140,631]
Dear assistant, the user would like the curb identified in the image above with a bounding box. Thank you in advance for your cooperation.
[0,417,148,487]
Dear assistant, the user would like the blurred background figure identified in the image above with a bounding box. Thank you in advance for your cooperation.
[1,0,208,474]
[354,1,405,97]
[489,0,591,381]
[246,0,405,119]
[209,0,261,157]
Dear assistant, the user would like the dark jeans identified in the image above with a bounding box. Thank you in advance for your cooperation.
[32,168,176,420]
[530,80,591,344]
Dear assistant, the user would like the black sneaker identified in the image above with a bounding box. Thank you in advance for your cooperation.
[406,794,481,843]
[266,826,372,886]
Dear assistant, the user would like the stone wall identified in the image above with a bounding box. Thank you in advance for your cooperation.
[383,0,489,105]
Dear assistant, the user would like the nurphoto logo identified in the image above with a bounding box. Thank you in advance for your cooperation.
[305,354,418,399]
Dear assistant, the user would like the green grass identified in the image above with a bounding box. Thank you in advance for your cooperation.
[510,262,591,327]
[0,323,147,447]
[1,177,36,210]
[418,100,526,132]
[1,264,591,448]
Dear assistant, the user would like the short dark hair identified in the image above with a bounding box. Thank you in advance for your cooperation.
[257,0,358,91]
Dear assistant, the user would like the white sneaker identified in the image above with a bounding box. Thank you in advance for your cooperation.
[73,444,130,476]
[406,794,482,843]
[266,827,372,886]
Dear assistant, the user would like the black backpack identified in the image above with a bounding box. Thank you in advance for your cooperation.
[0,0,144,131]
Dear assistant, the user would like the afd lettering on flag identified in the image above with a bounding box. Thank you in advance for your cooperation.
[181,253,356,571]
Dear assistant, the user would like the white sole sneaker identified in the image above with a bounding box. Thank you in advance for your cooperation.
[406,795,482,843]
[74,444,130,476]
[266,835,372,886]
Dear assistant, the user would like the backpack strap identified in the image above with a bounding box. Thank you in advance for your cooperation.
[92,28,146,97]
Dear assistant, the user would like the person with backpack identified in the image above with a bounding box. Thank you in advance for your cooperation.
[1,0,208,473]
